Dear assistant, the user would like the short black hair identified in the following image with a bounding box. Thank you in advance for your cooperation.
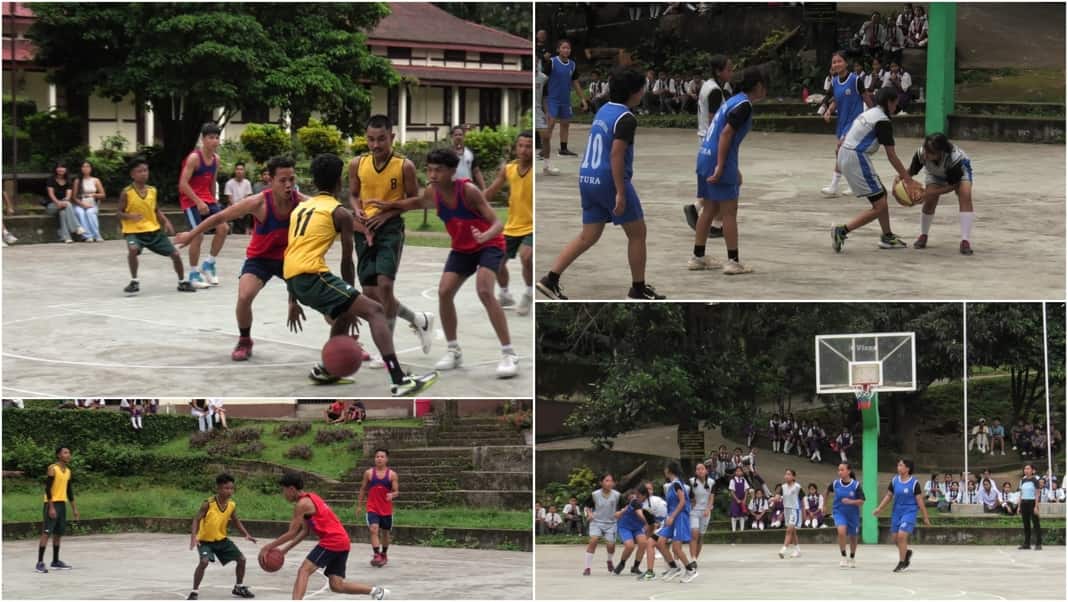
[216,473,235,486]
[55,445,69,456]
[599,472,614,483]
[266,155,296,176]
[665,460,681,477]
[426,148,460,169]
[923,132,954,155]
[201,122,222,137]
[310,153,344,192]
[279,471,304,489]
[897,457,915,475]
[556,38,570,48]
[127,156,148,172]
[374,448,390,457]
[709,54,729,78]
[451,125,465,135]
[736,66,766,93]
[234,162,245,170]
[608,66,646,103]
[875,86,898,111]
[517,130,534,141]
[366,114,392,131]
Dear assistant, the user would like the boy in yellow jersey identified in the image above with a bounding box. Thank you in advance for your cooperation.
[37,446,79,573]
[484,131,535,316]
[349,114,435,365]
[188,474,257,600]
[285,153,438,396]
[118,157,195,295]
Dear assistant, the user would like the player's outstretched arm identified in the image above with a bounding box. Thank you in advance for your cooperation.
[231,509,257,543]
[483,163,508,202]
[175,192,264,247]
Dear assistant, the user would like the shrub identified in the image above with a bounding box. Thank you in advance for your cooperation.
[297,118,344,157]
[350,135,369,155]
[216,140,255,182]
[2,408,193,449]
[238,440,266,457]
[346,439,363,453]
[314,427,355,445]
[189,430,216,448]
[23,110,83,167]
[229,427,262,444]
[285,444,314,460]
[2,435,52,475]
[276,422,312,440]
[240,123,291,164]
[81,442,142,476]
[464,125,519,172]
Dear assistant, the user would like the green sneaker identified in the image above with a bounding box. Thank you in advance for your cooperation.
[638,569,656,581]
[879,232,908,249]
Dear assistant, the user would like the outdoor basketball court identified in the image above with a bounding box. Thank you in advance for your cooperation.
[534,128,1065,300]
[2,533,532,599]
[1,240,532,397]
[534,544,1066,599]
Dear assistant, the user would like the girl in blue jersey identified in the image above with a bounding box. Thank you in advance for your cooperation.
[542,39,589,158]
[826,462,865,568]
[612,488,650,575]
[692,66,767,275]
[872,458,931,572]
[653,461,697,583]
[821,52,873,197]
[537,66,665,300]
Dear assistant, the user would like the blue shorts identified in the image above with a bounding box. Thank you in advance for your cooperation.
[655,515,692,543]
[240,257,284,283]
[580,180,644,225]
[889,511,917,534]
[617,525,643,544]
[547,99,573,120]
[184,202,223,229]
[696,176,740,202]
[366,511,393,531]
[443,246,505,277]
[306,545,349,578]
[833,510,861,536]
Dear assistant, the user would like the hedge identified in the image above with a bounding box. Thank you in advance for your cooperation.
[1,408,196,449]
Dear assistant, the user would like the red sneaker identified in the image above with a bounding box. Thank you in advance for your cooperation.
[606,559,614,574]
[231,337,253,361]
[379,552,388,567]
[370,552,383,567]
[914,234,928,249]
[960,240,974,255]
[582,568,591,576]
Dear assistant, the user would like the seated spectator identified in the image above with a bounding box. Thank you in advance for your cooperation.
[146,399,160,415]
[885,60,914,113]
[804,483,825,527]
[730,447,745,471]
[947,481,962,504]
[834,427,854,462]
[990,418,1007,455]
[641,69,657,115]
[1010,419,1026,450]
[190,398,213,432]
[852,62,867,89]
[1019,423,1035,457]
[1050,476,1066,502]
[544,505,563,534]
[1031,429,1048,459]
[72,160,106,243]
[130,399,145,431]
[652,71,675,114]
[895,3,914,34]
[865,57,888,92]
[969,418,991,454]
[345,401,366,424]
[941,472,956,496]
[908,6,928,48]
[978,479,1000,512]
[587,71,609,111]
[962,480,979,504]
[883,16,906,65]
[1037,478,1059,503]
[209,398,228,429]
[326,400,346,423]
[741,446,758,471]
[923,473,940,499]
[855,12,888,57]
[806,422,826,463]
[1000,482,1019,515]
[44,163,87,243]
[977,468,997,491]
[748,488,770,530]
[768,484,785,528]
[711,445,731,477]
[2,398,25,409]
[119,398,133,414]
[562,496,582,535]
[681,74,701,114]
[535,502,546,535]
[79,398,105,410]
[1050,426,1063,455]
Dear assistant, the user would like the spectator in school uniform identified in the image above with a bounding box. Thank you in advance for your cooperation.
[563,497,583,534]
[908,6,928,48]
[544,505,563,534]
[978,479,1001,513]
[805,483,825,527]
[856,12,888,57]
[1000,482,1020,515]
[748,488,770,530]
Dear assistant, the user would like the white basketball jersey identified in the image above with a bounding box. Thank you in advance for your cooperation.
[697,79,731,138]
[914,145,969,179]
[840,106,891,154]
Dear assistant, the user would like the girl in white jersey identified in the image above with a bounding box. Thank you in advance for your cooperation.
[777,469,804,558]
[908,132,976,255]
[688,462,715,561]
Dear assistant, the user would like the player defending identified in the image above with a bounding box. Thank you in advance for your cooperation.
[283,153,437,395]
[656,461,697,582]
[357,449,397,568]
[349,115,436,365]
[484,131,535,316]
[536,66,665,300]
[176,156,304,360]
[542,39,589,158]
[685,54,734,238]
[367,149,518,378]
[178,122,229,288]
[872,458,931,572]
[188,474,256,600]
[828,462,864,568]
[36,446,79,573]
[261,472,388,600]
[118,157,195,294]
[908,132,976,255]
[612,488,650,576]
[583,473,619,576]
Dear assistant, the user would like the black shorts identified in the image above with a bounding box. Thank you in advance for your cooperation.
[366,512,393,530]
[287,272,360,320]
[505,234,533,259]
[42,502,67,536]
[241,257,285,283]
[306,545,349,578]
[443,246,505,277]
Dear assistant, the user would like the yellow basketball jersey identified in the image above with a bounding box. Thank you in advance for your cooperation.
[43,463,70,503]
[356,154,406,218]
[120,185,161,234]
[284,194,342,279]
[502,161,533,237]
[196,496,235,542]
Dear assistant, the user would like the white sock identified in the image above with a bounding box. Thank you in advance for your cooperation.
[959,211,975,241]
[525,285,534,296]
[131,278,139,283]
[585,552,594,569]
[500,286,510,295]
[830,172,841,186]
[711,218,723,228]
[189,265,198,273]
[447,340,459,350]
[921,212,934,235]
[207,255,216,264]
[502,344,515,356]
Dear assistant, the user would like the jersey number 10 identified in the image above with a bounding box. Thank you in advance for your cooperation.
[580,133,605,170]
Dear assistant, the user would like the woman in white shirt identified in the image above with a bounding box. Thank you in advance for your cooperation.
[73,160,106,242]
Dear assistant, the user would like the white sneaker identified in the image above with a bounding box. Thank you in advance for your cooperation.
[791,549,801,558]
[370,586,389,600]
[516,292,532,316]
[498,290,516,307]
[687,255,721,270]
[496,353,518,379]
[434,348,462,370]
[369,356,386,369]
[410,312,435,354]
[680,568,699,583]
[778,546,787,559]
[3,231,18,244]
[840,558,849,568]
[542,165,561,176]
[660,567,682,581]
[848,558,856,568]
[821,184,840,197]
[723,259,752,275]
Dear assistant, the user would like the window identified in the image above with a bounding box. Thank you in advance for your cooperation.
[444,50,466,63]
[481,52,504,65]
[479,88,501,127]
[387,87,399,125]
[387,46,412,60]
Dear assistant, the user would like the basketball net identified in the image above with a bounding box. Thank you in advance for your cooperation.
[854,383,876,410]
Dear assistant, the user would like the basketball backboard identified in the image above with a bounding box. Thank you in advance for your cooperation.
[815,332,916,394]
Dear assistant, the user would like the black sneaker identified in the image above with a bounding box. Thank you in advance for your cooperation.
[709,225,724,238]
[187,594,198,600]
[684,204,699,230]
[628,284,666,300]
[904,549,912,567]
[558,148,578,156]
[50,560,72,570]
[630,565,642,575]
[124,280,140,295]
[536,276,568,300]
[232,585,255,598]
[1018,544,1031,550]
[1034,543,1042,550]
[892,561,907,573]
[177,281,197,292]
[831,225,848,253]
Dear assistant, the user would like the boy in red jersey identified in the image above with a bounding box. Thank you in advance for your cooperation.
[179,123,229,288]
[357,449,398,567]
[262,472,388,600]
[176,156,305,361]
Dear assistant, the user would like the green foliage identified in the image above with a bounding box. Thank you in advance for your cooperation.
[297,118,344,157]
[464,125,519,171]
[314,427,356,445]
[2,435,52,475]
[350,135,369,155]
[216,140,254,179]
[542,466,598,507]
[82,133,130,199]
[397,140,437,173]
[22,110,83,167]
[2,409,194,450]
[284,444,314,460]
[276,422,312,440]
[240,123,292,164]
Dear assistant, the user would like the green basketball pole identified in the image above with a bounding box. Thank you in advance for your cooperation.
[861,393,880,544]
[925,3,957,134]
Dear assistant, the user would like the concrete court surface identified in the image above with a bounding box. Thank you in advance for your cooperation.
[534,127,1065,300]
[1,239,532,398]
[2,533,532,599]
[534,543,1065,600]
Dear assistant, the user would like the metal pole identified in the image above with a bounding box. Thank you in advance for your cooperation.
[1042,303,1053,480]
[861,392,879,544]
[925,3,957,134]
[963,302,969,480]
[9,2,19,186]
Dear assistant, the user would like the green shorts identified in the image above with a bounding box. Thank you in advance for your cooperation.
[287,272,361,319]
[125,230,175,256]
[197,538,244,565]
[505,233,533,259]
[42,502,67,536]
[355,216,405,286]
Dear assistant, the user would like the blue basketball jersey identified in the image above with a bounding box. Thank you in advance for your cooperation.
[547,56,576,104]
[833,72,864,134]
[617,499,645,531]
[665,478,690,516]
[697,92,753,185]
[832,478,861,514]
[580,102,634,187]
[891,475,920,513]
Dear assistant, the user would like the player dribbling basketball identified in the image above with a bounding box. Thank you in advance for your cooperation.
[907,132,977,254]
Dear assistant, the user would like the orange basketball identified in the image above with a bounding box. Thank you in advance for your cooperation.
[322,335,364,377]
[260,548,285,573]
[892,177,924,207]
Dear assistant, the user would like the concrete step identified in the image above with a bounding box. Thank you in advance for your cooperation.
[324,498,437,508]
[438,489,531,509]
[460,471,533,490]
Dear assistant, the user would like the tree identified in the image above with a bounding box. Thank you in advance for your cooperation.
[27,3,397,173]
[434,2,532,39]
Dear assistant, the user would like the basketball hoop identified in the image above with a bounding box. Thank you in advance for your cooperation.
[854,383,876,410]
